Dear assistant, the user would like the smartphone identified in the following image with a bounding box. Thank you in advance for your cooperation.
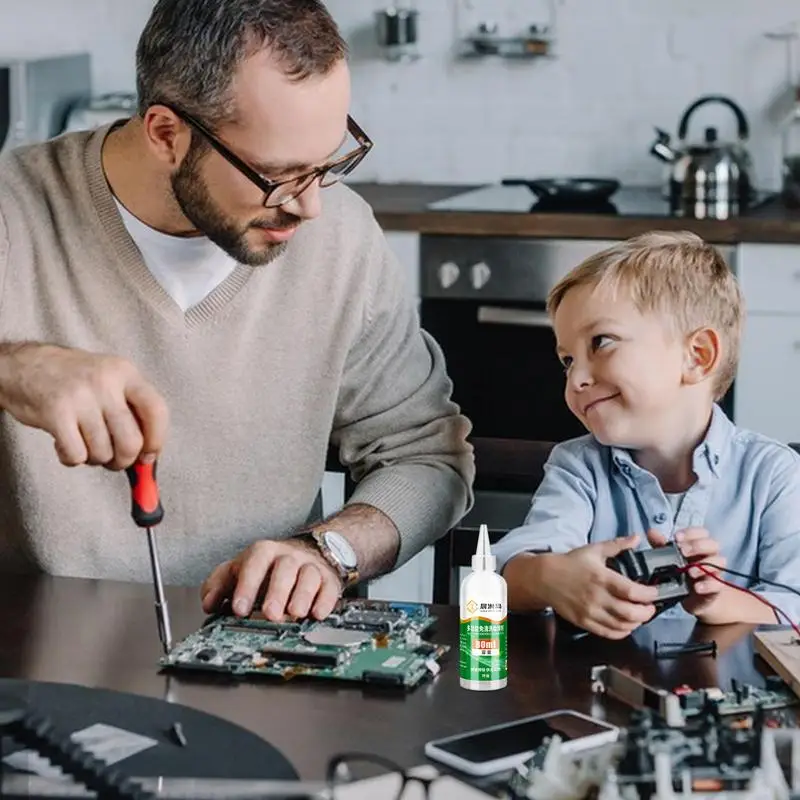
[423,709,618,777]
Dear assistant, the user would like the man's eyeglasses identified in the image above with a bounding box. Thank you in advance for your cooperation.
[159,103,373,208]
[325,752,445,799]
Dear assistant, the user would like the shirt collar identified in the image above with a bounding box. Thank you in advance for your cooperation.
[610,403,733,482]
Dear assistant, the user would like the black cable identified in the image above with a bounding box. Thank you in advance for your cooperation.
[0,700,153,800]
[692,562,796,625]
[693,562,800,600]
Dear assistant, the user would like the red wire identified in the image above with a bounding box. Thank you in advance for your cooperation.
[679,564,800,638]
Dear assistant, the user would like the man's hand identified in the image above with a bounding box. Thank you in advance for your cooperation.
[201,504,399,623]
[647,528,726,618]
[0,343,168,469]
[536,535,660,639]
[200,538,344,622]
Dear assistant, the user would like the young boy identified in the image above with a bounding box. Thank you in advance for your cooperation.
[494,230,800,640]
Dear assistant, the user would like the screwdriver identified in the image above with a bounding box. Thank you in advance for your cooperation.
[125,459,173,655]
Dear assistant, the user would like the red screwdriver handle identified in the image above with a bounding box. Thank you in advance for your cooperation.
[125,460,164,528]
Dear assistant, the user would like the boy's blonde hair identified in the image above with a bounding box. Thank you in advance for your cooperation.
[546,231,744,400]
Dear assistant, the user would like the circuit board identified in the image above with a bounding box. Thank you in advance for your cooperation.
[159,600,449,690]
[673,676,798,718]
[591,665,797,727]
[513,709,800,800]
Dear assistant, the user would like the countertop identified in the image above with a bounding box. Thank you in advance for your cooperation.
[349,182,800,244]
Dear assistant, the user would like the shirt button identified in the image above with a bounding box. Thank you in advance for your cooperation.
[654,512,667,524]
[714,454,720,465]
[620,463,632,475]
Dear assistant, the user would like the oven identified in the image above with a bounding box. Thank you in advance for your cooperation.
[420,235,736,444]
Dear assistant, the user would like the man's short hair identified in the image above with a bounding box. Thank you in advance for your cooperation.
[546,231,745,400]
[136,0,347,128]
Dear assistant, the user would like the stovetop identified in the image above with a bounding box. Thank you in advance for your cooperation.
[427,184,775,218]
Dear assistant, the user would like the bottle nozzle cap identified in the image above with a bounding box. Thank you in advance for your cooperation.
[472,524,496,571]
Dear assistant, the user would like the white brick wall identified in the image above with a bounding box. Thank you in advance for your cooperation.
[1,0,798,190]
[330,0,800,189]
[0,0,151,94]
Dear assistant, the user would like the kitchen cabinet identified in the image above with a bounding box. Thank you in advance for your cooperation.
[384,231,421,299]
[372,230,435,601]
[735,244,800,443]
[737,315,800,442]
[321,228,435,603]
[366,547,435,604]
[738,244,800,315]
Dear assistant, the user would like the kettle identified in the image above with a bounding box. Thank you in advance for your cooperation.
[649,95,755,219]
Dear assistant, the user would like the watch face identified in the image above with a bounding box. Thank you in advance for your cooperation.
[323,531,358,570]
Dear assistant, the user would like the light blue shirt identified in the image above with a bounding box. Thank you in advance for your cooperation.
[493,405,800,622]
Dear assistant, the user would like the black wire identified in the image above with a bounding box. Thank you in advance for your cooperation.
[692,562,796,625]
[693,562,800,600]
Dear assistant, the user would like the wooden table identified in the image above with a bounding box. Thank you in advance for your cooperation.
[0,575,771,780]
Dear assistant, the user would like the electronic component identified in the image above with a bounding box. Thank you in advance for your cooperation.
[512,661,800,799]
[591,665,684,727]
[555,544,691,640]
[338,606,405,633]
[160,599,447,690]
[591,665,796,728]
[673,676,797,717]
[511,707,800,800]
[606,542,689,614]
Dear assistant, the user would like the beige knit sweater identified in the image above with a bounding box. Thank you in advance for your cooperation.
[0,125,473,586]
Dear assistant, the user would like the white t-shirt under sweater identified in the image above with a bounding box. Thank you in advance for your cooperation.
[113,197,236,312]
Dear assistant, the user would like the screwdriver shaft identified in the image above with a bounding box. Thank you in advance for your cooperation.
[146,525,172,654]
[127,461,173,654]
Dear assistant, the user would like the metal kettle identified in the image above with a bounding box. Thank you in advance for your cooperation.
[649,95,755,219]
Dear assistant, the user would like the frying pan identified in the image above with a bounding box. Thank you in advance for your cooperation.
[502,177,620,204]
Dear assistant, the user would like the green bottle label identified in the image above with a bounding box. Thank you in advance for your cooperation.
[459,616,507,682]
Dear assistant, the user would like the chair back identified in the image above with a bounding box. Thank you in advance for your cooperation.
[433,437,556,604]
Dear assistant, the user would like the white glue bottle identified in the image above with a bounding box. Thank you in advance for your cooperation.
[459,524,507,691]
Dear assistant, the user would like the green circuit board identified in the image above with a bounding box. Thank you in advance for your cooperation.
[675,676,798,717]
[159,599,449,690]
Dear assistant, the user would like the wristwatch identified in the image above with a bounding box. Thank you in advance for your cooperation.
[300,530,359,587]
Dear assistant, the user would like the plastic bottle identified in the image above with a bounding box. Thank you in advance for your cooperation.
[459,524,507,690]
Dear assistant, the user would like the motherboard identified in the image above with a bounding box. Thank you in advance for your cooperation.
[511,667,800,799]
[673,676,798,719]
[159,600,449,690]
[510,707,800,800]
[591,665,797,728]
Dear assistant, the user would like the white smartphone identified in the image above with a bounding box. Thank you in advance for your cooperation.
[423,709,619,777]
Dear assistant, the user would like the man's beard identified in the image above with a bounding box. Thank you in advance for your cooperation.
[170,143,301,267]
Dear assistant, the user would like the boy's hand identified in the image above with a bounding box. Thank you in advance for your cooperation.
[545,535,660,640]
[647,528,726,618]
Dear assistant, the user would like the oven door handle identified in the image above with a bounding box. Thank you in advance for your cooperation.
[477,306,552,328]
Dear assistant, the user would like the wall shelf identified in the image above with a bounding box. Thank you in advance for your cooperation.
[458,24,554,60]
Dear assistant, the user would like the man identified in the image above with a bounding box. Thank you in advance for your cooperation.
[0,0,473,623]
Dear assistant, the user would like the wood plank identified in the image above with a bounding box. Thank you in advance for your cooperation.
[754,630,800,698]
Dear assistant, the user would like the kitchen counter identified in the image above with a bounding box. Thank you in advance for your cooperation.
[349,182,800,244]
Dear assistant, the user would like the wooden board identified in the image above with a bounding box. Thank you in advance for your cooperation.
[754,630,800,699]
